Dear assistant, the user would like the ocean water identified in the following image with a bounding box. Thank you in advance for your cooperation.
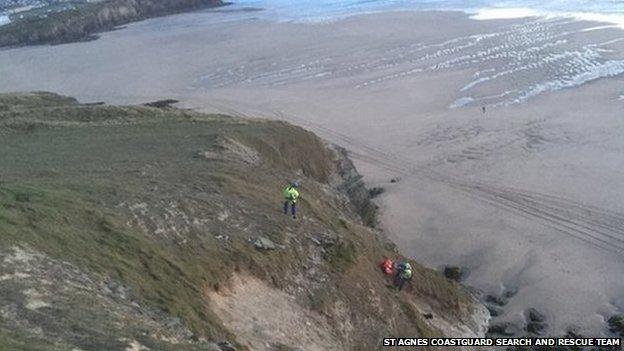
[0,13,9,26]
[233,0,624,26]
[197,1,624,106]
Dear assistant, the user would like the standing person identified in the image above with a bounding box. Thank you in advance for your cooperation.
[394,262,413,291]
[482,106,486,114]
[283,180,300,219]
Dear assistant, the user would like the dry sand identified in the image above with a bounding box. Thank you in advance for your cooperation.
[1,8,624,335]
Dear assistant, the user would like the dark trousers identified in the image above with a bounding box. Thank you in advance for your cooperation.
[283,201,296,217]
[394,274,407,291]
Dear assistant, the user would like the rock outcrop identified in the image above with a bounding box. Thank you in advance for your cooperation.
[0,0,225,47]
[608,315,624,336]
[330,144,379,227]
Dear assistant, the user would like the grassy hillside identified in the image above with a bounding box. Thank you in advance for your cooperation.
[0,0,225,47]
[0,92,486,350]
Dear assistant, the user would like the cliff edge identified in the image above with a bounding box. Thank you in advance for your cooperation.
[0,0,225,47]
[0,92,487,350]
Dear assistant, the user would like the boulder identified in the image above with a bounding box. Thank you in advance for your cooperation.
[253,237,277,250]
[526,322,548,335]
[195,150,221,161]
[526,308,546,323]
[487,322,521,336]
[503,286,518,299]
[368,187,384,198]
[484,294,507,306]
[486,305,503,317]
[443,266,467,282]
[608,315,624,336]
[217,341,236,351]
[565,329,583,338]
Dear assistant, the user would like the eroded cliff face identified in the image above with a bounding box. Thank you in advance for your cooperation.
[329,144,379,227]
[0,92,487,351]
[0,0,225,47]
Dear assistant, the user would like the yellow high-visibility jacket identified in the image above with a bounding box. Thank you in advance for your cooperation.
[283,186,299,203]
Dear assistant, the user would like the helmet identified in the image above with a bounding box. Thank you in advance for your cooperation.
[291,180,301,188]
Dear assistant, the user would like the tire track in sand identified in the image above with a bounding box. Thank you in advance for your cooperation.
[265,108,624,256]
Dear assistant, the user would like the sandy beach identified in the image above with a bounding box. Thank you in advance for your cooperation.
[1,7,624,335]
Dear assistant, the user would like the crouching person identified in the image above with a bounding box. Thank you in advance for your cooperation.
[394,262,413,291]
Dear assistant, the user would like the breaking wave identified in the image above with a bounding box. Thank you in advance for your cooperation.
[0,14,9,26]
[198,1,624,107]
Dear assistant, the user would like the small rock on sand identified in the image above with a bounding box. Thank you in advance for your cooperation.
[527,308,546,323]
[443,266,468,282]
[608,315,624,336]
[486,305,503,317]
[526,321,548,335]
[484,294,507,306]
[487,322,521,336]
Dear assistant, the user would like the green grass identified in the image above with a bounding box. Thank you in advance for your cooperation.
[0,93,479,350]
[0,329,69,351]
[0,92,360,343]
[0,0,226,47]
[309,288,332,312]
[326,239,358,272]
[0,183,232,339]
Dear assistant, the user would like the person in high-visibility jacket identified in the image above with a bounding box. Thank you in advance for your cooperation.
[283,180,300,219]
[394,262,413,291]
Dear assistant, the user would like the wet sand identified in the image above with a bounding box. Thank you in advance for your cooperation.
[1,9,624,335]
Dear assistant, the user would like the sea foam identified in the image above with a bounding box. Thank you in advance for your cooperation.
[471,7,624,29]
[470,7,542,20]
[0,14,10,26]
